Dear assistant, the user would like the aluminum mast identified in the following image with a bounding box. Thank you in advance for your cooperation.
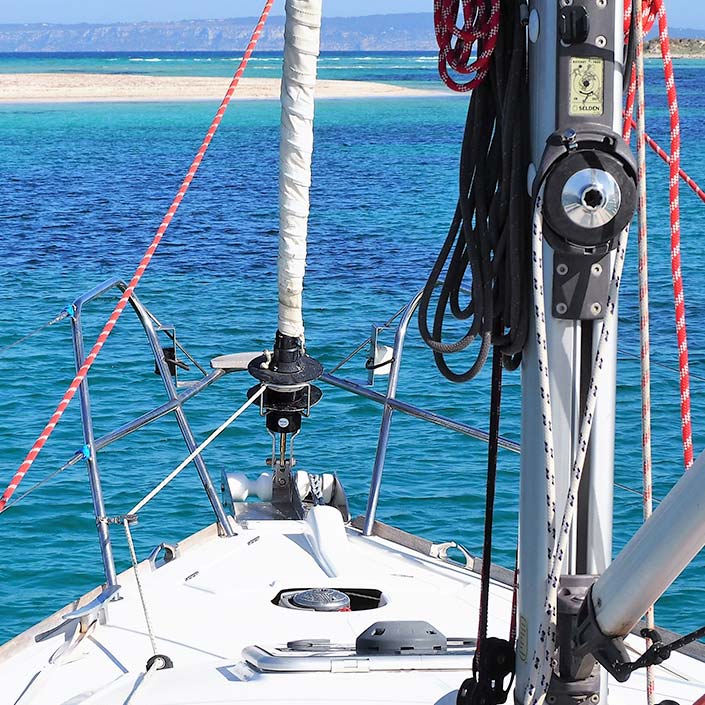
[517,0,628,702]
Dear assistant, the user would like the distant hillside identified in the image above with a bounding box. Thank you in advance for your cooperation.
[645,36,705,56]
[2,16,703,54]
[0,14,437,52]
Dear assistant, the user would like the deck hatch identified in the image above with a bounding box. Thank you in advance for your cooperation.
[272,587,385,611]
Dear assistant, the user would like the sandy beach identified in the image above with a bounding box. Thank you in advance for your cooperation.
[0,73,443,103]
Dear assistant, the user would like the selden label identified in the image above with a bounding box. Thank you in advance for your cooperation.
[569,57,604,116]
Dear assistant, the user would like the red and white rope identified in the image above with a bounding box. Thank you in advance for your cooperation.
[624,1,695,699]
[624,0,694,472]
[656,1,694,471]
[0,0,275,513]
[625,117,705,205]
[433,0,501,92]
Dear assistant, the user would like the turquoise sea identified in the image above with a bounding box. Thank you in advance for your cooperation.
[1,51,705,645]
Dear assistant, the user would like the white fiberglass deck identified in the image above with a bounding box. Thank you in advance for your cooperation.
[2,507,704,705]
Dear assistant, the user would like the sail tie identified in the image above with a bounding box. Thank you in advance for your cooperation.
[0,0,275,513]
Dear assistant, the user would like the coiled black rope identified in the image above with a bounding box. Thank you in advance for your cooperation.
[419,0,530,382]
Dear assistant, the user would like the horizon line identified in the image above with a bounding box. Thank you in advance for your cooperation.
[0,12,435,27]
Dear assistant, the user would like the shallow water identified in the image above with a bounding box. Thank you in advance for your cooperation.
[1,53,705,645]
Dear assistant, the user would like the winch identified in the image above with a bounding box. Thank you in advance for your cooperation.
[534,126,637,321]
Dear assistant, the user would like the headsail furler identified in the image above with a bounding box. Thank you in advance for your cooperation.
[277,0,322,342]
[248,0,324,520]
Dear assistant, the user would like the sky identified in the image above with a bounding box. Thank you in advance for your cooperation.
[0,0,431,24]
[0,0,701,27]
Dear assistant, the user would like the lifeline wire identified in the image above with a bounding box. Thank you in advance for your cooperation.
[1,461,75,512]
[0,309,71,357]
[618,348,705,386]
[0,0,275,513]
[327,301,409,375]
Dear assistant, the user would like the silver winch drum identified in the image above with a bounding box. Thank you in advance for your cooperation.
[561,167,621,230]
[537,128,638,255]
[279,588,351,612]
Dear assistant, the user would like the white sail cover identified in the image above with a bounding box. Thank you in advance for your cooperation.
[278,0,322,340]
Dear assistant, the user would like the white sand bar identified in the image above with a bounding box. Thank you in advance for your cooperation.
[0,73,443,103]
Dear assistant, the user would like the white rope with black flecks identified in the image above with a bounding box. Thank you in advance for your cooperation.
[308,473,325,505]
[523,189,630,705]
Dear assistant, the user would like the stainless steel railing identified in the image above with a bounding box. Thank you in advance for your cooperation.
[68,278,233,586]
[321,290,520,536]
[68,280,518,582]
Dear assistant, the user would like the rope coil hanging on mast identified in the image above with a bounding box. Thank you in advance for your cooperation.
[433,0,501,93]
[429,3,528,703]
[421,0,530,383]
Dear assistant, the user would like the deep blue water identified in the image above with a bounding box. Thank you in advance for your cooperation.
[1,52,705,645]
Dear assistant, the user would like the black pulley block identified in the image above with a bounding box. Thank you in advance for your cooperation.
[146,653,173,671]
[246,383,323,434]
[457,638,516,705]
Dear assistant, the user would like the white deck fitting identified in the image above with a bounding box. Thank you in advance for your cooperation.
[2,509,705,705]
